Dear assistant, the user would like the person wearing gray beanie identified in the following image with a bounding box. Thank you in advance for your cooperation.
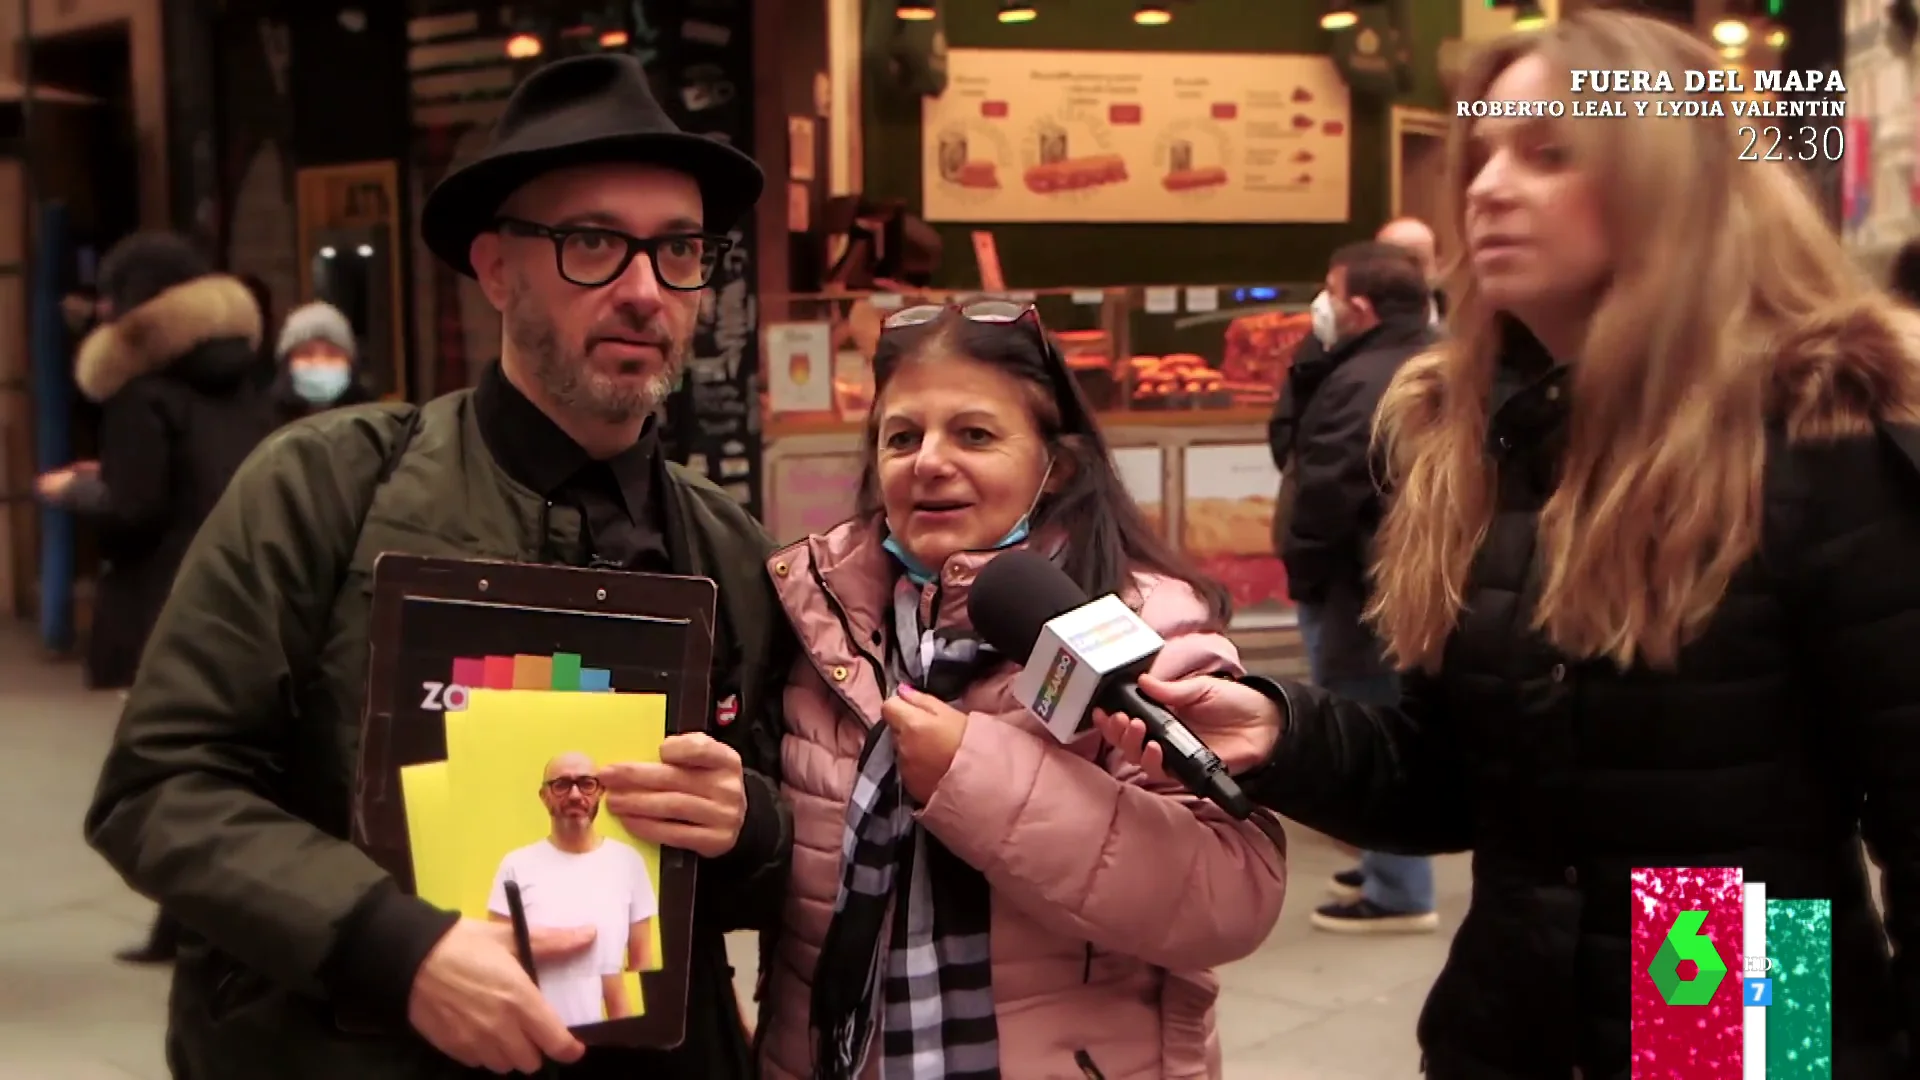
[271,300,372,421]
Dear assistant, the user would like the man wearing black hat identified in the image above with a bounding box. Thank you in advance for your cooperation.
[84,55,791,1079]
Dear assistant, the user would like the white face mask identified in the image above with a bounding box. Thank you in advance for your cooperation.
[1309,290,1338,348]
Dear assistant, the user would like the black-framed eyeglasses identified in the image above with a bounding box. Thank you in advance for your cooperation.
[544,775,603,797]
[494,216,731,291]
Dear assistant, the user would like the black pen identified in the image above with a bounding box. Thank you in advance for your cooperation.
[503,881,563,1079]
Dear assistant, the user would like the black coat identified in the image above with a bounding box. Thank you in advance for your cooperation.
[1277,314,1438,680]
[1245,321,1920,1079]
[72,275,277,688]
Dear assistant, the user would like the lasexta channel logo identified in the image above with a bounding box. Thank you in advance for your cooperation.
[1647,909,1729,1005]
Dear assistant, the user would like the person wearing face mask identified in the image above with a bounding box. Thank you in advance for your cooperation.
[271,300,375,424]
[757,301,1285,1080]
[1279,241,1440,934]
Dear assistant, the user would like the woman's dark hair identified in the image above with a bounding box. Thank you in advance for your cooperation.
[854,310,1233,626]
[1892,240,1920,307]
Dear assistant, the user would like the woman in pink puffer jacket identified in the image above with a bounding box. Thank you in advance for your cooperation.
[757,301,1287,1080]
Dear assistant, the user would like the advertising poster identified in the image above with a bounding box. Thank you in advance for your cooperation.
[923,48,1351,224]
[764,321,836,414]
[766,451,866,543]
[1181,443,1290,616]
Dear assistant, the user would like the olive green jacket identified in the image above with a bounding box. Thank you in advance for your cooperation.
[84,392,793,1079]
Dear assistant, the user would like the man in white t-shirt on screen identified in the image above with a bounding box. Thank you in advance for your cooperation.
[488,751,658,1027]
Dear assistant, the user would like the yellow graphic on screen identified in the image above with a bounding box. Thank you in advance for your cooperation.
[400,688,668,1025]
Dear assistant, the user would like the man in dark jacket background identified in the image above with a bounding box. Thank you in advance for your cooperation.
[1274,240,1440,934]
[1268,218,1443,552]
[83,55,790,1080]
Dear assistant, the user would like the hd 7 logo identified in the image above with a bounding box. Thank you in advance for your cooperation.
[1647,910,1729,1005]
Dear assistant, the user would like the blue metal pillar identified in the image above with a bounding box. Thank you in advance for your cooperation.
[31,201,73,653]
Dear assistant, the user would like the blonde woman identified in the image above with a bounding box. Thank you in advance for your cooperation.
[1097,11,1920,1078]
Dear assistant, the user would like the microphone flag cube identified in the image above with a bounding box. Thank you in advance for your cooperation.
[1011,594,1163,743]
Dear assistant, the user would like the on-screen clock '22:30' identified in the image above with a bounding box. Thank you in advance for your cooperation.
[1738,124,1845,162]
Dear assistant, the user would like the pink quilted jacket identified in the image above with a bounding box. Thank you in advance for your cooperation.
[757,520,1287,1080]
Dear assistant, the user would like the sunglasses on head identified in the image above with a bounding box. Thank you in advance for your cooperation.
[876,298,1102,440]
[881,299,1040,332]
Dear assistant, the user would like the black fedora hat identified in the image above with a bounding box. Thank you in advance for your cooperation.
[421,52,765,278]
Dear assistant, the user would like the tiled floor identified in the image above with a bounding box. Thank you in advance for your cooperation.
[0,621,1466,1079]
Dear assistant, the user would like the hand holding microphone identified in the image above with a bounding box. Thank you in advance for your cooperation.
[1092,674,1284,785]
[970,552,1263,821]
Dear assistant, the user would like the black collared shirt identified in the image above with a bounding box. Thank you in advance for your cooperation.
[474,361,671,572]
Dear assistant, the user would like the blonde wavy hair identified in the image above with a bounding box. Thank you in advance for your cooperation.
[1369,10,1900,672]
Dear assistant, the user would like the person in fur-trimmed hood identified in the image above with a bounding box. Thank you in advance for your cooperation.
[270,299,375,424]
[37,231,276,693]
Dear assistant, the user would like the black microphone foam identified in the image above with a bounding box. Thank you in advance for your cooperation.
[969,550,1091,660]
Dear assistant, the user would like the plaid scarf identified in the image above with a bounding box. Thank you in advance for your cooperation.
[809,575,1001,1080]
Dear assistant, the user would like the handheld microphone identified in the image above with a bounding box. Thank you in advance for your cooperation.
[970,551,1259,821]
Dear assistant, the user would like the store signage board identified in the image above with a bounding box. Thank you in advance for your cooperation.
[922,49,1351,225]
[766,452,865,543]
[764,322,835,415]
[1181,443,1292,616]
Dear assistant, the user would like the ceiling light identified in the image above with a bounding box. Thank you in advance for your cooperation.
[1712,17,1752,47]
[1320,3,1358,30]
[599,29,630,47]
[505,32,542,59]
[998,1,1036,22]
[1134,3,1172,25]
[895,2,936,19]
[1765,27,1788,48]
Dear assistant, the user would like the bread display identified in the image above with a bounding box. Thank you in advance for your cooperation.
[1221,310,1311,393]
[1163,166,1229,192]
[954,160,1000,188]
[1182,494,1278,559]
[1023,154,1129,194]
[1127,353,1230,409]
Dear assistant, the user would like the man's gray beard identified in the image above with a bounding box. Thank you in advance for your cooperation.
[505,282,687,424]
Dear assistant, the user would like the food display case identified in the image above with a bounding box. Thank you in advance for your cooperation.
[759,284,1317,635]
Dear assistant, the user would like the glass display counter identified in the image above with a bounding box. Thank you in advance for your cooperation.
[759,285,1317,634]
